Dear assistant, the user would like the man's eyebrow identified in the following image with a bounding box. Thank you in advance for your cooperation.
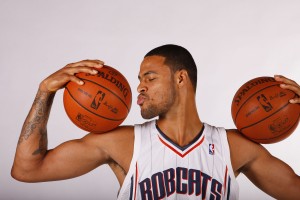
[138,71,158,80]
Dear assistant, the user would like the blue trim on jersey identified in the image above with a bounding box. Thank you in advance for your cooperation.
[129,175,133,200]
[155,124,205,151]
[227,176,231,200]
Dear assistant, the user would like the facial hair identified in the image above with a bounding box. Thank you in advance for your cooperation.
[141,82,177,119]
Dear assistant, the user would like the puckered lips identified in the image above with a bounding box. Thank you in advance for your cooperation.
[137,94,147,106]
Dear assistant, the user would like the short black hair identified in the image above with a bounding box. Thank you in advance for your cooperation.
[145,44,197,92]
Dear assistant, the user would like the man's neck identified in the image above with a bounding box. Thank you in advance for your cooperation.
[156,101,203,147]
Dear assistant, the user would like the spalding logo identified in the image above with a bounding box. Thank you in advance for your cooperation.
[86,70,130,100]
[234,77,275,107]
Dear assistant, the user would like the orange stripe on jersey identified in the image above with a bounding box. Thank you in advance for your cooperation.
[223,166,228,196]
[134,163,138,200]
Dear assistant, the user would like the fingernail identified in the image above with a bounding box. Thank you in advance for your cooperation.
[92,69,98,74]
[79,80,84,85]
[289,99,295,103]
[94,64,103,68]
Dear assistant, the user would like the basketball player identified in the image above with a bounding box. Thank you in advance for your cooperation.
[12,45,300,199]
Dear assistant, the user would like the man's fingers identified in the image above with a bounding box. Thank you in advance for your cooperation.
[274,75,299,87]
[289,98,300,104]
[68,75,84,85]
[67,59,104,68]
[61,60,105,87]
[274,75,300,104]
[64,66,100,76]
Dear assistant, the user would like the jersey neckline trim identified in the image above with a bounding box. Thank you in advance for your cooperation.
[155,123,205,157]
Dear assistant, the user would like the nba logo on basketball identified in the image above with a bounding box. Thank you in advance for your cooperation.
[91,91,106,110]
[257,94,273,112]
[209,144,215,155]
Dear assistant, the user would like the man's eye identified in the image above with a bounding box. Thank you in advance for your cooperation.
[149,78,156,81]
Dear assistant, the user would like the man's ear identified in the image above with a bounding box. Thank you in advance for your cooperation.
[176,69,189,88]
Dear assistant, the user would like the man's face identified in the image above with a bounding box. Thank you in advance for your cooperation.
[137,55,177,119]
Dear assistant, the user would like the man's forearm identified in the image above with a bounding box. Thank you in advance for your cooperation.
[13,88,55,179]
[18,89,55,154]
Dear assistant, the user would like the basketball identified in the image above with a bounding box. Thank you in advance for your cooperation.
[63,65,132,133]
[231,76,300,144]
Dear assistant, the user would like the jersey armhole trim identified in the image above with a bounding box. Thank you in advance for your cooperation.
[219,127,239,195]
[117,124,142,198]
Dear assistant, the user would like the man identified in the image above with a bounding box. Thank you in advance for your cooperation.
[12,44,300,199]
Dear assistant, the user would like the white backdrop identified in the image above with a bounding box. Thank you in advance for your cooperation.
[1,0,300,199]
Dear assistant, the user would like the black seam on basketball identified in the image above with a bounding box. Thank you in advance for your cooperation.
[80,78,130,112]
[247,111,300,141]
[234,83,280,123]
[65,86,125,121]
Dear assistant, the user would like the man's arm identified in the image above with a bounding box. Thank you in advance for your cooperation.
[229,75,300,199]
[242,143,300,199]
[11,60,114,182]
[228,130,300,199]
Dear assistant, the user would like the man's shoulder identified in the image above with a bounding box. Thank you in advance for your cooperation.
[225,128,260,148]
[83,125,135,147]
[225,128,268,174]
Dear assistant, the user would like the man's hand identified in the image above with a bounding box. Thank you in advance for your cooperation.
[275,75,300,104]
[39,59,104,93]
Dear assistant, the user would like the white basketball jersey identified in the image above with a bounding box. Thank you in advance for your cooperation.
[117,120,239,200]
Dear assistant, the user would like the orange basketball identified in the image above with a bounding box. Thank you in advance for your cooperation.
[63,65,132,133]
[231,76,300,144]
